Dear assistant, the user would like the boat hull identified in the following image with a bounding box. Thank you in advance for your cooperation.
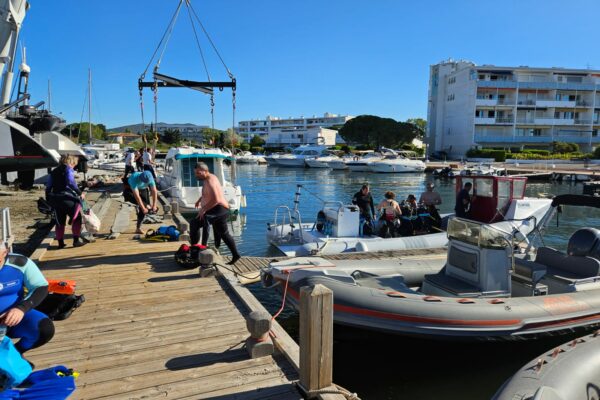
[265,259,600,341]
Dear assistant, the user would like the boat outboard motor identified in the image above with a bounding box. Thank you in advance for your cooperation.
[316,210,326,233]
[567,228,600,260]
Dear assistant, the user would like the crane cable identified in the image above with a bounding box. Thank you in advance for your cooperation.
[138,0,184,134]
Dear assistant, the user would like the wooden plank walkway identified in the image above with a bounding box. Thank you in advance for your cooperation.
[26,199,302,399]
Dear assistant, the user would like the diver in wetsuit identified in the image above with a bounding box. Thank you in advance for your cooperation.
[0,242,55,354]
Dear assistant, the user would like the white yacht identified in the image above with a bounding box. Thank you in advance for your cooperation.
[368,153,426,173]
[345,151,387,172]
[235,151,261,164]
[267,176,554,257]
[158,147,246,217]
[274,144,329,168]
[305,152,341,168]
[326,156,350,170]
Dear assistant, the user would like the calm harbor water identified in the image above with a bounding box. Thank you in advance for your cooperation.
[221,164,600,400]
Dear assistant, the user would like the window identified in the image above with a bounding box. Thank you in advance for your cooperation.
[593,130,598,137]
[478,74,485,80]
[475,178,494,198]
[487,110,495,118]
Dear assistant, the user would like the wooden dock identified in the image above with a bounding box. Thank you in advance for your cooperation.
[25,191,308,400]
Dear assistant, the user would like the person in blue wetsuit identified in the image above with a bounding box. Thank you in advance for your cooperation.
[0,242,55,354]
[126,171,159,234]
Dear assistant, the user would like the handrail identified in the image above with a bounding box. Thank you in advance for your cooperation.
[1,208,13,252]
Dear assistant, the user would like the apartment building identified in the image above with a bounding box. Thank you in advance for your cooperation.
[265,127,338,147]
[427,60,600,157]
[237,113,353,142]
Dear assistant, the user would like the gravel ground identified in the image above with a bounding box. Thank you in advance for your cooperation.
[0,186,52,256]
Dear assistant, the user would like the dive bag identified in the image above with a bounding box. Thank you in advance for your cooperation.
[174,243,207,269]
[144,225,180,242]
[35,280,85,321]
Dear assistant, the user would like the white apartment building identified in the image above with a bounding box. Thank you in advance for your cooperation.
[265,127,337,147]
[237,113,353,142]
[427,60,600,157]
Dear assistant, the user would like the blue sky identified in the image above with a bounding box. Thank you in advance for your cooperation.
[19,0,600,130]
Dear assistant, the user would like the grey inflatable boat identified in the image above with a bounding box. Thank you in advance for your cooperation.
[262,195,600,340]
[493,330,600,400]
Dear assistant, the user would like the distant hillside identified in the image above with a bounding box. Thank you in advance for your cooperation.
[107,122,209,133]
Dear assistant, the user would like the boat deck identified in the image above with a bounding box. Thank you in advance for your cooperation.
[25,191,303,400]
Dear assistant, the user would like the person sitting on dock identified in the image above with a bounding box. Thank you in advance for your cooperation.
[454,182,472,218]
[377,191,402,238]
[352,184,375,222]
[0,242,55,356]
[419,182,442,227]
[46,154,86,249]
[127,171,159,235]
[191,162,241,265]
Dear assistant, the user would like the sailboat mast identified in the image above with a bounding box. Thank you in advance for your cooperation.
[88,68,92,143]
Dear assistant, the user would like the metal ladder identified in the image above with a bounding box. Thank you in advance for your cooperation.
[270,205,304,245]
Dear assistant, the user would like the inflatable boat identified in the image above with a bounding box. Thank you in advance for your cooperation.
[262,195,600,340]
[493,329,600,399]
[267,176,554,256]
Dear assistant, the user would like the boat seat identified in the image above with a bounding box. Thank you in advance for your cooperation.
[535,246,600,282]
[356,274,413,293]
[513,258,547,295]
[421,273,482,297]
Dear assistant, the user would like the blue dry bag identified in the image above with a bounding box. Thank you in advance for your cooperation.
[0,336,32,390]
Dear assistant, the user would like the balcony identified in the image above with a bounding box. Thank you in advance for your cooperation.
[575,119,592,125]
[474,117,514,125]
[474,117,496,125]
[475,98,498,106]
[536,100,576,108]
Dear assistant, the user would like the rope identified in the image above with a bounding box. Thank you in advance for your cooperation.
[214,262,261,281]
[140,0,184,79]
[185,4,211,82]
[302,186,327,204]
[297,382,361,400]
[272,271,291,321]
[187,2,234,79]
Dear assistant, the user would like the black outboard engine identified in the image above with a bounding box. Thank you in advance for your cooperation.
[316,210,326,233]
[567,228,600,260]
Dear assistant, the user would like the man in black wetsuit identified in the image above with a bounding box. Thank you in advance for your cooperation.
[352,184,375,221]
[454,182,472,218]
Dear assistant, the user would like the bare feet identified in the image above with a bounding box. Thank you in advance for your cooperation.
[135,228,145,235]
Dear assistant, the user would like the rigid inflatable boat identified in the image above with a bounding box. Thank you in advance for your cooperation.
[493,329,600,400]
[262,195,600,340]
[267,176,554,256]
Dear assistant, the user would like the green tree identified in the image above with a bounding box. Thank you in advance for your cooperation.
[249,135,265,148]
[339,115,420,149]
[406,118,426,137]
[162,128,182,145]
[240,142,250,151]
[60,122,105,143]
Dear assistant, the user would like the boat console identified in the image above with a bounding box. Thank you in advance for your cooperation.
[421,218,514,298]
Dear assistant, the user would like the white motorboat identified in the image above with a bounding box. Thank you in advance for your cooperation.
[275,144,329,168]
[267,176,554,256]
[368,154,426,173]
[264,152,283,166]
[235,151,260,164]
[345,152,385,172]
[157,146,246,216]
[327,156,350,170]
[461,163,505,176]
[305,153,342,168]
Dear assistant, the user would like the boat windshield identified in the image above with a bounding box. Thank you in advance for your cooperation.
[181,157,215,187]
[447,218,511,249]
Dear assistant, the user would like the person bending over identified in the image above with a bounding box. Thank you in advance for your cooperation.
[0,242,55,355]
[127,171,158,234]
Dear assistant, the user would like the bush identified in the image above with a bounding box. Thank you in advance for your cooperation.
[466,148,506,162]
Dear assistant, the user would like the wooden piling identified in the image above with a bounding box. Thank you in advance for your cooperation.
[299,284,334,397]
